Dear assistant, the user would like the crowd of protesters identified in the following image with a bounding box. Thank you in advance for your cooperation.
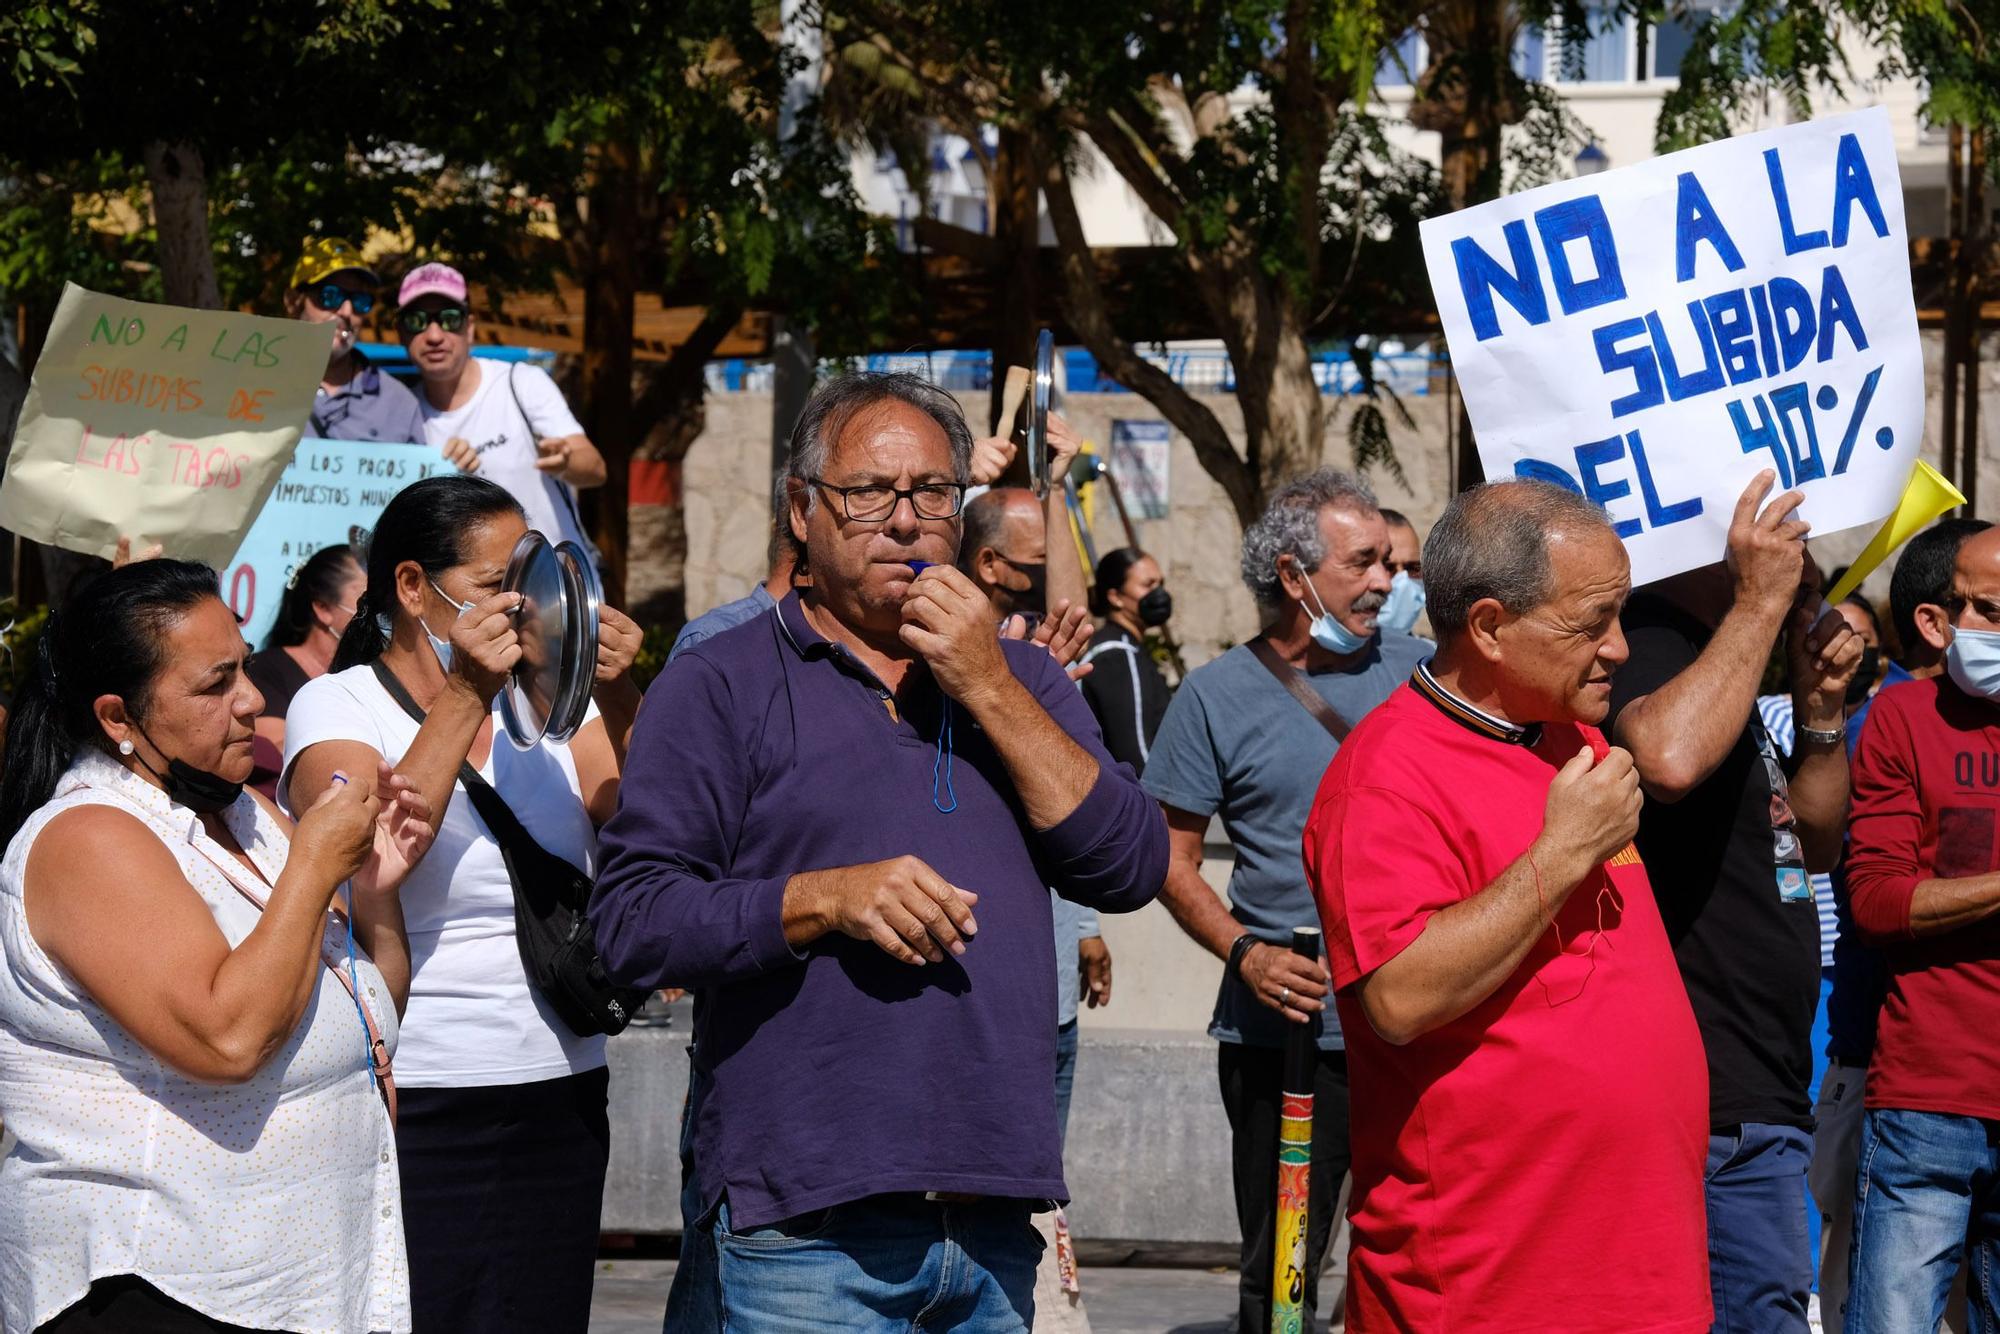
[0,234,1997,1334]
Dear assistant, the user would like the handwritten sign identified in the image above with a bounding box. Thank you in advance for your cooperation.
[224,437,441,648]
[0,283,332,568]
[1420,107,1922,585]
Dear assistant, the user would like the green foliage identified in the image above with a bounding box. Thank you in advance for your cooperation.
[0,2,97,89]
[0,604,49,700]
[632,623,675,692]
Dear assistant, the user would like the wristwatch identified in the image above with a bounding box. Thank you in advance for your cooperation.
[1796,721,1847,746]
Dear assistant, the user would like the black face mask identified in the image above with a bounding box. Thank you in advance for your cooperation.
[131,726,246,814]
[1137,587,1174,627]
[1846,646,1881,707]
[1003,557,1047,615]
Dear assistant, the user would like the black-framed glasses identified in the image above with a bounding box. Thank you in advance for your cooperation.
[308,283,374,315]
[398,306,468,336]
[810,478,965,522]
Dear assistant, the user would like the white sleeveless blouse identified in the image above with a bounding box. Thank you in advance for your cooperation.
[0,750,410,1333]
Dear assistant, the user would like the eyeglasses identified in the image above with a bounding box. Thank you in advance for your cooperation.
[308,283,374,316]
[810,478,966,522]
[399,307,468,336]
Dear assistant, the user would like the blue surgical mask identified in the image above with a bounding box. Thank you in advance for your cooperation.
[424,577,474,674]
[1378,570,1426,636]
[1299,579,1371,655]
[1946,626,2000,701]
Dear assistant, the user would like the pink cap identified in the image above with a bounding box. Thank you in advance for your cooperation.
[398,262,467,307]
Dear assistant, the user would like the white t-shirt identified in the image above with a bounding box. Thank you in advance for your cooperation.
[417,360,592,552]
[282,664,606,1088]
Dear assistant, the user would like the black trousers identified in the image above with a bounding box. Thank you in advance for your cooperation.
[36,1277,275,1333]
[397,1066,611,1334]
[1218,1041,1352,1334]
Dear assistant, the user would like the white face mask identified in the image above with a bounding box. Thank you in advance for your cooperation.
[424,577,474,674]
[1298,578,1371,655]
[1946,625,2000,701]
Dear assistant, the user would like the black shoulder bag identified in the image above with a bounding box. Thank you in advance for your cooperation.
[370,660,644,1036]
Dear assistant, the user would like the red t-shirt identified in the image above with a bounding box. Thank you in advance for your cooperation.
[1304,683,1710,1334]
[1845,676,2000,1117]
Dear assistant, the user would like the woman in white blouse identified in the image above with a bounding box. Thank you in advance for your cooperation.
[0,559,433,1333]
[283,475,640,1334]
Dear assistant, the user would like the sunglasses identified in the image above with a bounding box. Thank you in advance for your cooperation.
[309,283,374,315]
[399,307,468,336]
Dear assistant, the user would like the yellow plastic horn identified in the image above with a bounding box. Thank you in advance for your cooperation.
[1825,461,1967,605]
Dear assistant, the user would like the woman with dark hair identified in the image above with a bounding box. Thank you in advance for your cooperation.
[0,559,432,1334]
[1079,547,1173,774]
[281,474,642,1334]
[245,544,364,797]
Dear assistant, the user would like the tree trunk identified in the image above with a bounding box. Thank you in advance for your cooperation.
[1039,154,1258,526]
[580,136,641,606]
[986,127,1040,435]
[141,139,222,309]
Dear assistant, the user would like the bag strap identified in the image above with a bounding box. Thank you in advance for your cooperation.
[186,825,398,1125]
[508,362,601,564]
[1245,636,1352,743]
[367,659,542,846]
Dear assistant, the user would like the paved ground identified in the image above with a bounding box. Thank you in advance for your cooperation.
[588,1259,1258,1333]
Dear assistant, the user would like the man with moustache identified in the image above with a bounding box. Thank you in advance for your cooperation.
[1141,470,1428,1332]
[284,238,425,445]
[1305,480,1710,1332]
[590,372,1167,1328]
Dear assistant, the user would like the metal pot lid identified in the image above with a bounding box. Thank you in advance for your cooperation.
[1027,327,1055,499]
[498,530,569,749]
[545,540,602,745]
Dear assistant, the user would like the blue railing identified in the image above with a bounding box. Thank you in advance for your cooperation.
[357,342,558,378]
[703,345,1439,397]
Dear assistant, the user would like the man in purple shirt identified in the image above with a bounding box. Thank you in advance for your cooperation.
[593,372,1167,1330]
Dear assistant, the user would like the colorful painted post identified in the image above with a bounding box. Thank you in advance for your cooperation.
[1270,926,1322,1334]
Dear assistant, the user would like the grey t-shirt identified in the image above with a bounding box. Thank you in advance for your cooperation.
[1143,633,1432,1050]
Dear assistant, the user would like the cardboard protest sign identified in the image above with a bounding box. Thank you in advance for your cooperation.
[0,283,333,568]
[224,438,441,648]
[1420,107,1922,585]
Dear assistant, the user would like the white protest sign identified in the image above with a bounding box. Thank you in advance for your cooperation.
[1420,106,1922,585]
[0,283,331,568]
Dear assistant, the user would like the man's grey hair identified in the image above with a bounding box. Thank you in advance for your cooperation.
[1424,480,1614,639]
[1239,469,1380,608]
[784,372,974,509]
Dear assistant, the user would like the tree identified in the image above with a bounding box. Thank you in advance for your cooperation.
[822,0,1455,526]
[0,1,432,310]
[386,0,900,614]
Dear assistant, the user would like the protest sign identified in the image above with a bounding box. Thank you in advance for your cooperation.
[1420,107,1922,585]
[0,283,332,568]
[224,437,441,648]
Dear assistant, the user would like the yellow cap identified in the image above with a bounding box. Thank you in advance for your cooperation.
[290,237,379,290]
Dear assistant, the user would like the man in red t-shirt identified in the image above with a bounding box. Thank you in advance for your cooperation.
[1305,481,1711,1333]
[1845,523,2000,1329]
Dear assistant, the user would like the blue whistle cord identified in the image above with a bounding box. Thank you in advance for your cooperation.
[932,698,958,814]
[341,887,378,1090]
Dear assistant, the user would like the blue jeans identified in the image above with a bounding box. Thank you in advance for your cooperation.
[712,1195,1042,1331]
[1053,1019,1079,1155]
[664,1062,721,1334]
[1707,1124,1814,1333]
[1849,1107,2000,1332]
